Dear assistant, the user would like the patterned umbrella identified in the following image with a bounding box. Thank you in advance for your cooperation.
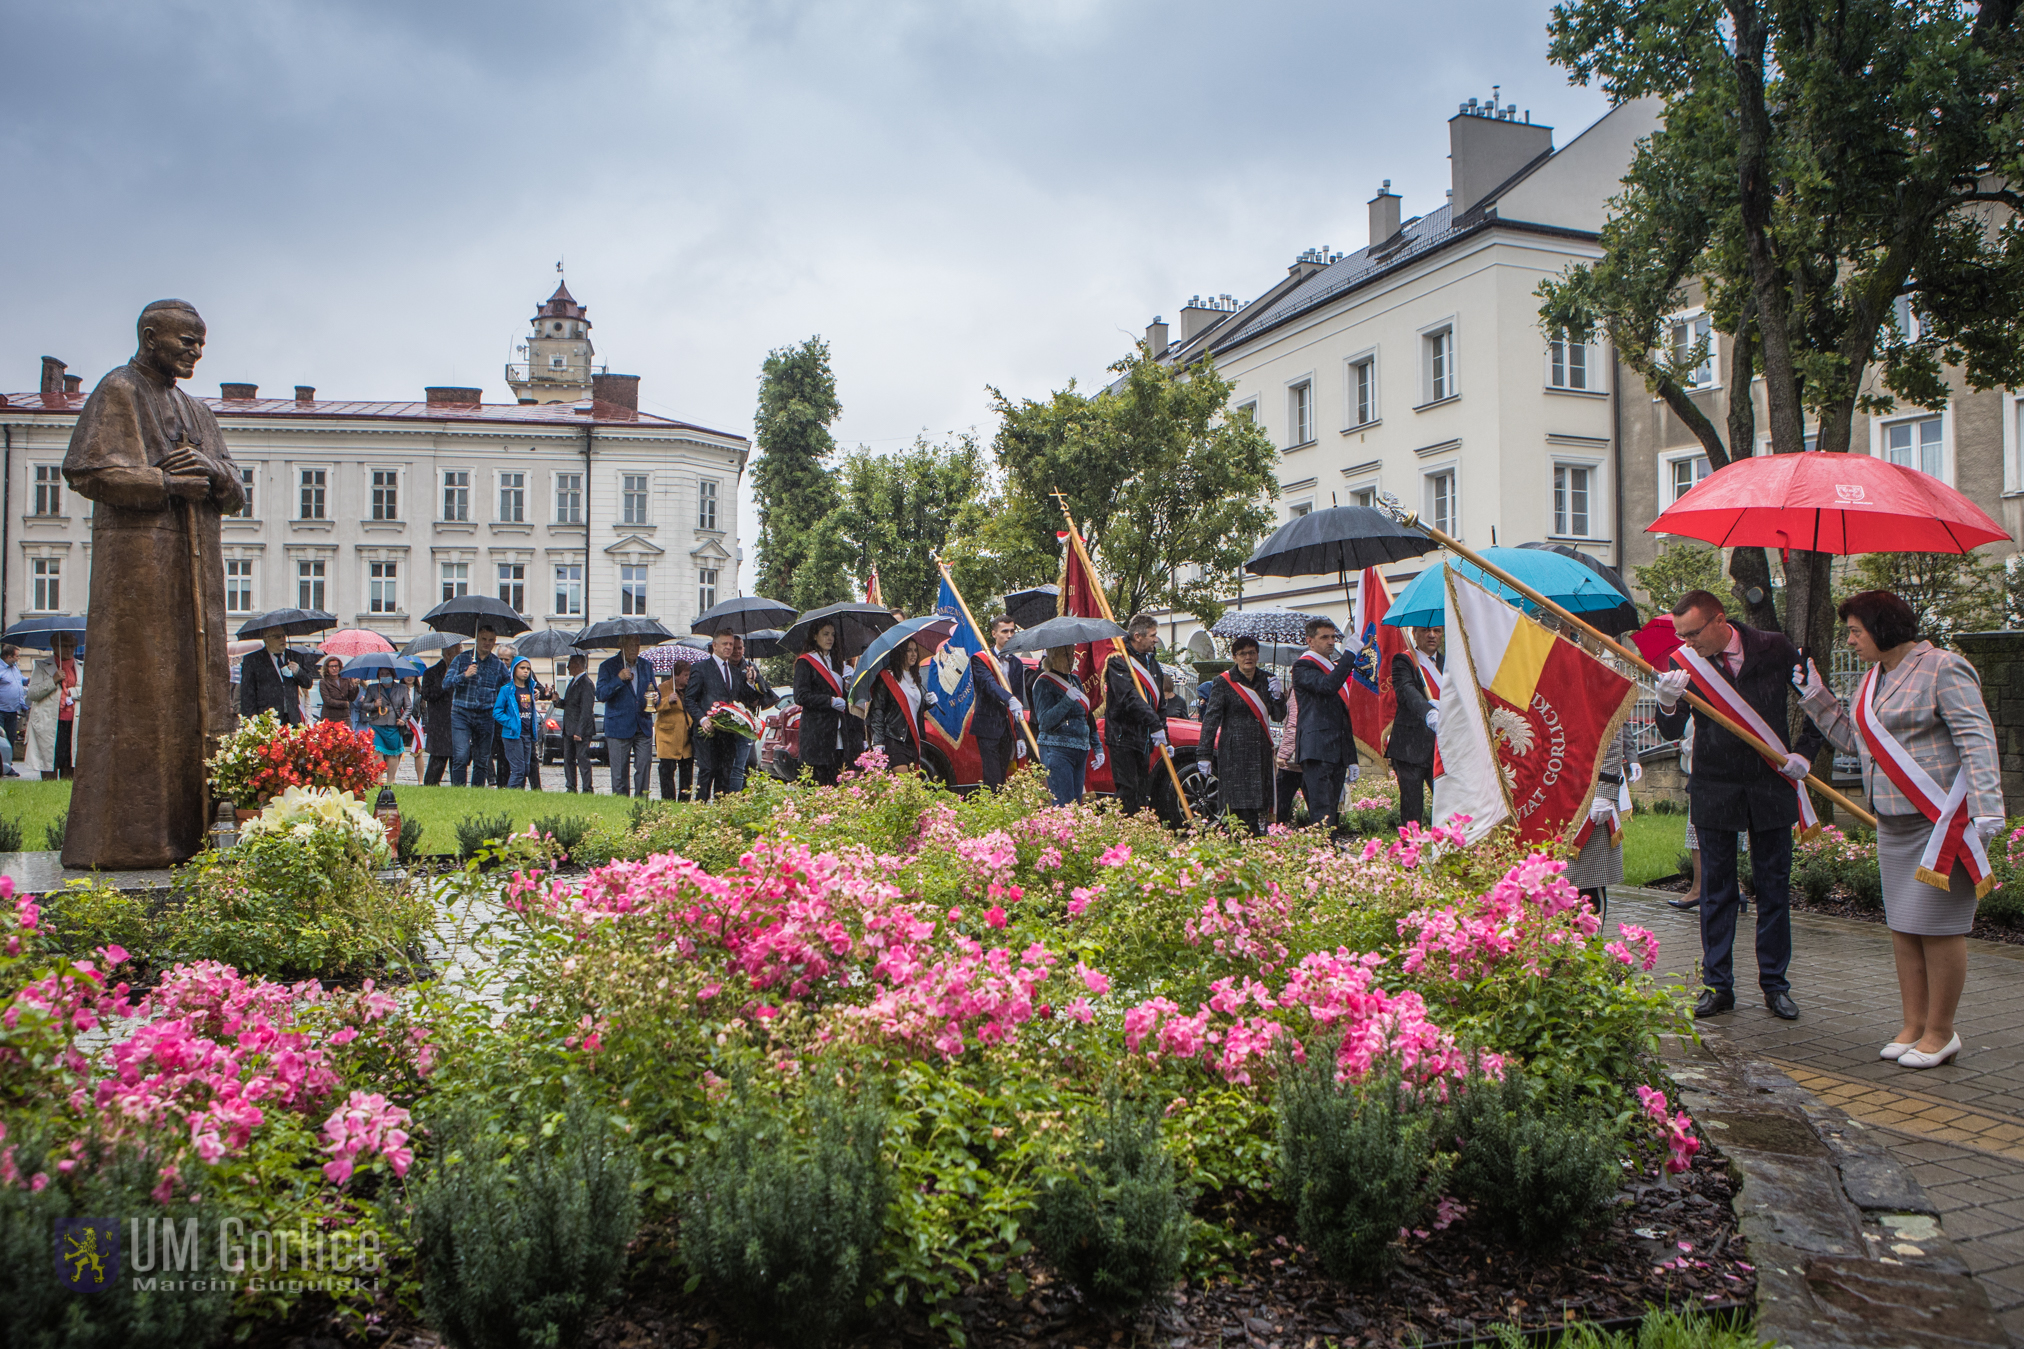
[1210,607,1328,645]
[643,642,707,674]
[319,628,396,657]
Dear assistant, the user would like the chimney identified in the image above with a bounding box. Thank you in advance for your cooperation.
[591,372,639,411]
[220,382,258,400]
[294,385,316,403]
[62,374,81,395]
[1448,98,1552,217]
[425,386,483,407]
[1285,246,1340,281]
[1369,180,1401,246]
[1179,294,1238,343]
[1145,317,1169,360]
[39,357,65,395]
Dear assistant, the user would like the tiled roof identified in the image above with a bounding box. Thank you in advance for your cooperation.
[0,390,743,441]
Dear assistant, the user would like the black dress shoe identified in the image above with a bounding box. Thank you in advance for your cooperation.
[1693,988,1735,1019]
[1766,992,1800,1021]
[1667,895,1701,910]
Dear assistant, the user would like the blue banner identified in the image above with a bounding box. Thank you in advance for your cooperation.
[925,576,981,750]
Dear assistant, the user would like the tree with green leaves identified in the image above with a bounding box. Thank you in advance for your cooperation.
[989,346,1278,625]
[801,435,996,617]
[1633,543,1730,621]
[1540,0,2024,656]
[752,337,847,605]
[1837,550,2011,646]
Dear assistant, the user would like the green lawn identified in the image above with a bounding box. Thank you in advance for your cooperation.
[1622,810,1692,886]
[0,779,75,851]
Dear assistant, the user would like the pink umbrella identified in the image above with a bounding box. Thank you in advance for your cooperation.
[320,628,397,658]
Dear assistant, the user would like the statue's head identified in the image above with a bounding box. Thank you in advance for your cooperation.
[136,300,205,382]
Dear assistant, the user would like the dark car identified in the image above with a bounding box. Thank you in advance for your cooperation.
[542,701,607,764]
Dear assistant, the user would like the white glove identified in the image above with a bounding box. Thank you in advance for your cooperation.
[1092,748,1106,770]
[1778,752,1812,782]
[1654,669,1691,711]
[1589,797,1615,822]
[1791,658,1829,701]
[1975,816,2005,843]
[924,690,938,708]
[1424,707,1440,732]
[1346,765,1360,783]
[1267,677,1283,699]
[1151,730,1169,749]
[1008,697,1024,715]
[830,697,847,711]
[1014,740,1027,760]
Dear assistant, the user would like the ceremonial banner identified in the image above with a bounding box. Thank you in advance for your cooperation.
[1438,570,1637,848]
[924,574,982,760]
[1348,566,1407,760]
[1059,529,1106,692]
[864,568,883,608]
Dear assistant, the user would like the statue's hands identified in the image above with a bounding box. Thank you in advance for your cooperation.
[166,472,210,501]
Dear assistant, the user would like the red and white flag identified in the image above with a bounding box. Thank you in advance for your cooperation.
[1348,566,1407,760]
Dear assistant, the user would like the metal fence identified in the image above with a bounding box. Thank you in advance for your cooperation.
[1626,645,1864,778]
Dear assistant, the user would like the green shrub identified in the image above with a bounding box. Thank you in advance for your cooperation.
[680,1075,891,1346]
[1275,1063,1443,1285]
[0,816,20,852]
[413,1093,640,1349]
[532,814,592,858]
[1032,1091,1193,1317]
[397,814,425,861]
[456,811,518,860]
[1443,1069,1621,1249]
[0,1125,234,1348]
[43,808,66,853]
[37,879,154,957]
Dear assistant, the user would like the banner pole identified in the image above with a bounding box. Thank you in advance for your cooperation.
[1375,497,1874,830]
[936,560,1045,764]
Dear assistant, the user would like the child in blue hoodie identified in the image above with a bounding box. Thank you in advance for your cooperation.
[492,656,540,789]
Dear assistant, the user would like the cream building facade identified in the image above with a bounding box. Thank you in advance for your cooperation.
[0,284,749,644]
[1151,91,1664,635]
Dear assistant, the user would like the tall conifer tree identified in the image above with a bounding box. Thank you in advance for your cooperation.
[752,337,846,603]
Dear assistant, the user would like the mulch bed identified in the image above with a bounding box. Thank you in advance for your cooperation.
[1640,873,2024,947]
[353,1143,1750,1349]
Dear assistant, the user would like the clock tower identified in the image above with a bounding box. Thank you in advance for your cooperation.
[506,280,597,404]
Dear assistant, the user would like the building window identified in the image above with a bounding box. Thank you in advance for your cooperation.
[1288,381,1314,446]
[1885,415,1944,477]
[32,465,61,517]
[370,469,398,521]
[1349,357,1376,426]
[442,470,469,522]
[621,474,649,525]
[368,560,399,614]
[549,355,565,369]
[235,466,256,518]
[30,558,59,612]
[497,562,526,613]
[1893,295,1925,344]
[1425,470,1456,536]
[1235,399,1258,423]
[1670,454,1712,502]
[299,468,327,520]
[698,480,719,531]
[555,472,583,525]
[1668,313,1714,388]
[620,564,648,615]
[1553,465,1592,536]
[1350,487,1376,509]
[498,472,525,523]
[440,561,469,601]
[225,559,254,613]
[1424,327,1455,403]
[1548,334,1590,391]
[698,567,718,612]
[554,563,583,617]
[1288,501,1313,520]
[296,559,325,611]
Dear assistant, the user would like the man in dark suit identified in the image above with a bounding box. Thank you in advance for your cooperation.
[972,614,1027,790]
[239,626,315,725]
[1388,626,1443,827]
[1653,589,1823,1022]
[420,641,461,785]
[725,633,780,792]
[1291,615,1359,834]
[558,653,596,793]
[685,629,770,800]
[1102,613,1169,815]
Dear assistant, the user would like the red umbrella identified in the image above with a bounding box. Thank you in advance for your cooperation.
[1647,452,2010,554]
[1631,614,1683,667]
[320,628,396,658]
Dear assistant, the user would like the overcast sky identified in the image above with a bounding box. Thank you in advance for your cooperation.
[0,0,1612,561]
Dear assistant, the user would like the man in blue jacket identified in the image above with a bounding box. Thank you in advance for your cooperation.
[1290,616,1360,835]
[442,625,509,787]
[595,634,658,797]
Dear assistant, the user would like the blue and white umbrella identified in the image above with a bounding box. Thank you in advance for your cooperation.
[341,652,426,679]
[1383,547,1629,629]
[845,615,957,706]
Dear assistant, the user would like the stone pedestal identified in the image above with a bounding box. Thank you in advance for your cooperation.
[1953,631,2024,817]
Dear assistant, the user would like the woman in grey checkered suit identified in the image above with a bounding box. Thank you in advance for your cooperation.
[1795,590,2004,1071]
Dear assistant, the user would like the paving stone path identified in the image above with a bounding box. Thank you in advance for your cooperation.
[1617,886,2024,1345]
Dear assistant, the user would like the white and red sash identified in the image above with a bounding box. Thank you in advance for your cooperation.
[1414,650,1445,779]
[1220,670,1272,731]
[1038,669,1089,710]
[1298,649,1356,722]
[879,670,924,761]
[1672,647,1820,837]
[1851,663,1994,896]
[1110,650,1161,705]
[798,652,845,699]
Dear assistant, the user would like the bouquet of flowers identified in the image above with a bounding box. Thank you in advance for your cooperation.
[208,712,384,806]
[702,701,764,740]
[242,785,390,862]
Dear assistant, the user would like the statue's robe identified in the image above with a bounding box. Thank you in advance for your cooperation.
[61,360,243,868]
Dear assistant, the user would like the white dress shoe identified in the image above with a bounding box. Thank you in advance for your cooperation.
[1897,1033,1962,1069]
[1880,1041,1915,1060]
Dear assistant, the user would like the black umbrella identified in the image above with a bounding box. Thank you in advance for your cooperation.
[780,601,897,660]
[421,594,531,638]
[1003,585,1059,629]
[399,631,463,659]
[1515,542,1641,636]
[2,614,88,650]
[235,607,337,640]
[1245,506,1438,577]
[573,616,675,649]
[1001,614,1126,654]
[514,628,585,659]
[742,628,788,659]
[692,594,797,637]
[675,634,713,651]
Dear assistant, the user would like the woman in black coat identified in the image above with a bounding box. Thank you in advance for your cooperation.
[1198,635,1287,835]
[792,621,851,786]
[866,638,934,772]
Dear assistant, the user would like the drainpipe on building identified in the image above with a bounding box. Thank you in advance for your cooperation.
[2,423,11,632]
[1610,343,1625,575]
[582,422,593,622]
